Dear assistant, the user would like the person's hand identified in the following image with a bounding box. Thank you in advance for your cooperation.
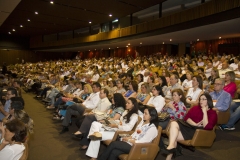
[2,139,9,145]
[166,102,174,109]
[108,124,118,128]
[196,120,203,127]
[201,105,208,113]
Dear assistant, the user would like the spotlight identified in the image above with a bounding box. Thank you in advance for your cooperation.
[35,12,38,14]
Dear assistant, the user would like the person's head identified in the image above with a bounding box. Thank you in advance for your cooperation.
[152,85,164,97]
[170,74,179,86]
[214,56,219,62]
[124,97,139,123]
[207,62,213,69]
[197,68,204,74]
[108,80,116,88]
[84,84,93,93]
[113,93,126,109]
[100,88,109,99]
[234,58,239,64]
[129,81,138,92]
[192,76,203,89]
[13,80,21,88]
[186,72,193,80]
[143,107,158,127]
[92,82,101,93]
[137,74,143,82]
[158,76,168,87]
[213,78,225,92]
[5,119,27,143]
[13,110,34,134]
[6,87,18,100]
[171,89,186,104]
[9,101,24,115]
[211,69,219,78]
[199,93,214,109]
[222,61,229,69]
[147,76,154,84]
[116,80,124,88]
[126,74,133,80]
[10,97,25,107]
[225,71,235,82]
[75,81,83,90]
[141,83,150,94]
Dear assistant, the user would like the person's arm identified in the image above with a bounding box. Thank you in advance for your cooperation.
[118,114,138,131]
[187,90,204,106]
[215,93,231,111]
[142,94,151,105]
[0,106,8,117]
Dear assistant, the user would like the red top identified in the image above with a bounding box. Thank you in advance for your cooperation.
[184,105,217,130]
[224,82,237,98]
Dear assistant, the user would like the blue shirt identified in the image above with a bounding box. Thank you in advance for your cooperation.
[0,100,11,120]
[210,90,231,111]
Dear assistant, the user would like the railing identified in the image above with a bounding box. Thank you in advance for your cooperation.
[30,0,240,49]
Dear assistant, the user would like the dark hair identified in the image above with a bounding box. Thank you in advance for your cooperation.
[198,67,204,73]
[159,76,168,87]
[14,80,22,87]
[92,82,101,89]
[10,97,25,106]
[153,85,164,97]
[137,74,143,82]
[127,74,133,80]
[171,73,179,80]
[171,89,186,105]
[102,88,109,97]
[5,119,27,143]
[113,93,126,109]
[193,76,203,90]
[11,101,24,111]
[144,107,158,127]
[124,97,139,123]
[199,93,214,109]
[7,87,18,97]
[110,80,116,87]
[130,80,138,92]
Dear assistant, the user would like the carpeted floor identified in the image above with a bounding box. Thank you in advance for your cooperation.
[22,91,240,160]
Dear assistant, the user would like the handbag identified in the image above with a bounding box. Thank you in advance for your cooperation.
[158,112,170,121]
[94,111,107,121]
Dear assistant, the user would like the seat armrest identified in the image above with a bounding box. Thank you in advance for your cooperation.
[191,129,216,147]
[112,131,134,141]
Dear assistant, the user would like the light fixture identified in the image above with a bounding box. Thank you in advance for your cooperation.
[112,19,118,22]
[197,39,199,41]
[140,42,142,44]
[109,14,112,17]
[95,49,96,50]
[170,39,172,41]
[219,37,221,39]
[162,42,165,44]
[89,21,92,24]
[117,47,119,48]
[8,32,11,34]
[27,19,30,21]
[12,29,15,31]
[50,1,54,4]
[20,25,23,27]
[35,12,38,14]
[128,43,130,45]
[89,50,90,51]
[109,48,110,49]
[126,46,128,47]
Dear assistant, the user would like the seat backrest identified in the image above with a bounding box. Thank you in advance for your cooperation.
[152,126,162,145]
[132,116,142,131]
[217,108,230,124]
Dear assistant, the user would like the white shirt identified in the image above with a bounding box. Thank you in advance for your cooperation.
[143,76,149,82]
[235,70,240,80]
[213,61,220,67]
[182,79,193,88]
[230,63,238,70]
[147,95,165,113]
[92,97,111,113]
[186,88,202,101]
[118,111,138,131]
[205,67,213,78]
[219,68,232,78]
[164,83,184,100]
[198,62,204,67]
[91,74,100,82]
[0,143,25,160]
[82,92,100,109]
[73,89,84,97]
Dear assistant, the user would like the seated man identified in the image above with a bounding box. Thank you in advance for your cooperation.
[60,82,102,134]
[209,78,231,111]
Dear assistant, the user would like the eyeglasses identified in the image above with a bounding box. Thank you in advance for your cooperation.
[200,98,207,101]
[214,83,222,86]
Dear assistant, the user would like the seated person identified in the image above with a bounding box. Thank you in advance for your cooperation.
[0,119,27,160]
[136,83,151,105]
[223,71,237,98]
[181,72,193,91]
[123,80,138,100]
[163,93,217,160]
[209,78,231,111]
[85,97,139,160]
[98,107,158,160]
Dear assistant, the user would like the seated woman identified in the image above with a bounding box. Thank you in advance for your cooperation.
[114,80,126,94]
[85,97,139,160]
[164,93,217,160]
[224,71,237,98]
[147,76,155,90]
[208,69,219,85]
[123,81,138,100]
[136,74,144,91]
[159,89,187,129]
[74,93,126,150]
[186,76,204,107]
[146,85,165,113]
[105,80,117,98]
[0,119,27,160]
[98,107,159,160]
[181,72,193,91]
[136,83,151,113]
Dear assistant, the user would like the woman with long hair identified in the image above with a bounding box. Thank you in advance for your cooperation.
[85,97,139,160]
[98,107,159,160]
[224,71,237,98]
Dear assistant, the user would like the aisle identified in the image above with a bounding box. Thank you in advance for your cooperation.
[22,91,89,160]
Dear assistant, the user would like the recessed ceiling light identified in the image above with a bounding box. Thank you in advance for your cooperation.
[109,14,112,17]
[12,29,15,31]
[89,21,92,24]
[140,42,142,44]
[109,48,110,49]
[20,25,23,27]
[95,49,96,50]
[8,32,11,34]
[89,50,90,51]
[128,43,130,45]
[50,1,54,4]
[219,37,221,39]
[117,47,119,48]
[170,39,172,41]
[197,39,199,41]
[35,12,38,15]
[27,19,30,21]
[126,46,128,47]
[162,42,165,44]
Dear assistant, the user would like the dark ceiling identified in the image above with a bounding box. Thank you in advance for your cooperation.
[0,0,165,37]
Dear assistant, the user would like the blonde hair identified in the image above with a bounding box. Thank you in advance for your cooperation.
[84,84,93,93]
[14,110,34,134]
